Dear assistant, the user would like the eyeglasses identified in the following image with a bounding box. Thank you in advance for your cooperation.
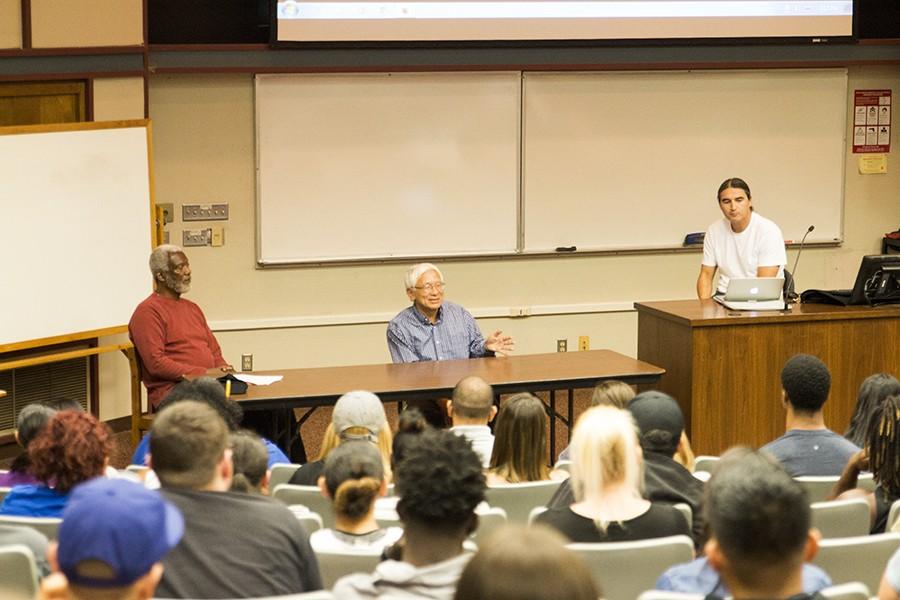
[414,282,445,292]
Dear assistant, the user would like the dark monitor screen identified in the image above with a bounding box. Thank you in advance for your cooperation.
[849,254,900,305]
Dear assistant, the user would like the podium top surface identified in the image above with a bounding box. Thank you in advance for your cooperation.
[634,299,900,327]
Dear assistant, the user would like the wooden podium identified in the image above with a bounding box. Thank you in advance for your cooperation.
[635,300,900,455]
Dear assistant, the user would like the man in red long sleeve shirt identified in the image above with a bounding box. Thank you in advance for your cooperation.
[129,245,233,409]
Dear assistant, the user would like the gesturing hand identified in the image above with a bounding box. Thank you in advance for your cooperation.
[485,330,515,357]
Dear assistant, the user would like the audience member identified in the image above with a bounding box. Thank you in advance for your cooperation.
[761,354,859,476]
[38,478,184,600]
[310,440,402,553]
[844,373,900,448]
[289,390,392,486]
[487,393,566,485]
[454,525,599,600]
[701,447,821,599]
[537,405,690,543]
[448,376,497,468]
[391,408,431,468]
[878,546,900,600]
[131,377,289,468]
[0,403,56,487]
[333,429,485,599]
[149,401,322,598]
[548,391,704,546]
[557,380,635,462]
[0,411,111,517]
[229,429,270,495]
[833,393,900,533]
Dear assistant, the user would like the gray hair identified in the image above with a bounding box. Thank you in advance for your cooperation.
[149,244,185,277]
[404,263,443,290]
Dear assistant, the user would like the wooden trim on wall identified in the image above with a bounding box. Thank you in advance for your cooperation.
[21,0,31,50]
[0,45,145,57]
[85,77,93,121]
[0,71,145,83]
[142,0,149,118]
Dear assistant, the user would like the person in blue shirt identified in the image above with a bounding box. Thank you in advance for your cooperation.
[130,377,289,468]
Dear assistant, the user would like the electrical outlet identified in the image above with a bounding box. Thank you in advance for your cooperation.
[183,203,229,221]
[182,228,211,247]
[557,339,567,352]
[579,336,590,351]
[241,354,253,372]
[210,227,224,247]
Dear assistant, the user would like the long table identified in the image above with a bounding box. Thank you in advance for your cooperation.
[236,349,664,460]
[635,299,900,455]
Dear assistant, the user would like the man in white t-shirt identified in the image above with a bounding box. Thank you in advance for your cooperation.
[697,177,787,298]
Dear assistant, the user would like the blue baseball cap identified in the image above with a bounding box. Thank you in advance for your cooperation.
[57,478,184,588]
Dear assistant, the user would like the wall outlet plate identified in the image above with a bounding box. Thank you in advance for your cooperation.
[183,203,229,221]
[182,228,211,246]
[241,354,253,371]
[557,339,567,352]
[579,336,590,351]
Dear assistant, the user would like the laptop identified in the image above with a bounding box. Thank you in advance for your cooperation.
[714,277,786,311]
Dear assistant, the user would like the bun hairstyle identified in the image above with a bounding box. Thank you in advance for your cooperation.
[324,440,385,522]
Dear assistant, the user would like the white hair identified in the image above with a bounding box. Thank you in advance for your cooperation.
[149,244,185,276]
[404,263,443,290]
[570,406,643,504]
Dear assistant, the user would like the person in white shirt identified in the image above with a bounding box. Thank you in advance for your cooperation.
[448,376,497,468]
[697,177,787,299]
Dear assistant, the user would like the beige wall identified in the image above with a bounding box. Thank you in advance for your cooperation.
[99,66,900,420]
[0,0,21,49]
[30,0,142,48]
[93,77,145,121]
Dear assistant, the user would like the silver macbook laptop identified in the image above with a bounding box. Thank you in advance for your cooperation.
[714,277,786,311]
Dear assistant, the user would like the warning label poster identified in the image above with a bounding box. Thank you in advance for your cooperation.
[853,90,891,153]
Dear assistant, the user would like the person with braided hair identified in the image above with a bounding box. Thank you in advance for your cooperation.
[311,440,403,553]
[832,393,900,533]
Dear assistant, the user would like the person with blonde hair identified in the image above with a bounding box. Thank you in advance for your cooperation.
[558,380,635,462]
[289,391,393,486]
[536,405,690,542]
[487,393,567,485]
[311,440,402,553]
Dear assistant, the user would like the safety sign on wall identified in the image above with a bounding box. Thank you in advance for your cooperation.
[853,89,891,153]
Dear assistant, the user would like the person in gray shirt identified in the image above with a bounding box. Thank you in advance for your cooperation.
[761,354,859,477]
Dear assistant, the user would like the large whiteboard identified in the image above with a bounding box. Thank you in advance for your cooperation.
[523,69,847,251]
[256,72,521,264]
[0,121,154,349]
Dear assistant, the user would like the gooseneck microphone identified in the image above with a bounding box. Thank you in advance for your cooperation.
[786,225,815,303]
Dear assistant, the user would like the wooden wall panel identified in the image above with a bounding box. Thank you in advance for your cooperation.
[0,81,85,126]
[30,0,143,48]
[93,77,145,121]
[0,0,22,49]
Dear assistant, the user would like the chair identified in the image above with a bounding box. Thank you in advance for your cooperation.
[122,345,153,445]
[527,506,547,525]
[0,515,62,540]
[269,463,302,490]
[272,484,335,528]
[295,512,323,536]
[314,550,381,589]
[471,506,507,545]
[692,455,719,473]
[813,532,900,592]
[819,582,871,600]
[0,543,39,600]
[554,460,573,473]
[886,499,900,532]
[672,503,692,531]
[810,498,871,538]
[796,473,875,503]
[485,479,564,524]
[568,535,694,600]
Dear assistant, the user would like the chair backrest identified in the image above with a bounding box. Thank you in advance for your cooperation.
[314,550,381,589]
[637,592,703,600]
[295,512,323,535]
[471,506,508,545]
[0,543,39,600]
[887,499,900,533]
[672,503,692,531]
[269,463,302,490]
[813,532,900,592]
[810,498,871,538]
[0,515,62,540]
[485,479,564,524]
[554,460,573,473]
[818,582,871,600]
[692,456,719,473]
[796,474,876,503]
[527,506,548,525]
[568,535,694,600]
[273,484,335,528]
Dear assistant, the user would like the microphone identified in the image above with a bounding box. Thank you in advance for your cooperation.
[785,225,815,303]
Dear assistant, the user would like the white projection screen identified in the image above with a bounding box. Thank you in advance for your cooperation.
[275,0,854,43]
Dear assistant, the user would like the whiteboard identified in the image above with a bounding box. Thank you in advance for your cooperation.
[256,72,521,264]
[522,69,847,252]
[0,121,154,348]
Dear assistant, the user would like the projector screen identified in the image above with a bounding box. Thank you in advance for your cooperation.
[275,0,854,43]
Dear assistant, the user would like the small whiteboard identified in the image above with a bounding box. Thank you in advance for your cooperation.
[255,72,521,264]
[0,121,154,349]
[522,69,847,251]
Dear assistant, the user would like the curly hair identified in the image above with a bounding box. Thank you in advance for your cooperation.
[867,394,900,497]
[158,377,244,431]
[845,374,900,448]
[28,411,111,493]
[780,354,831,413]
[396,429,485,533]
